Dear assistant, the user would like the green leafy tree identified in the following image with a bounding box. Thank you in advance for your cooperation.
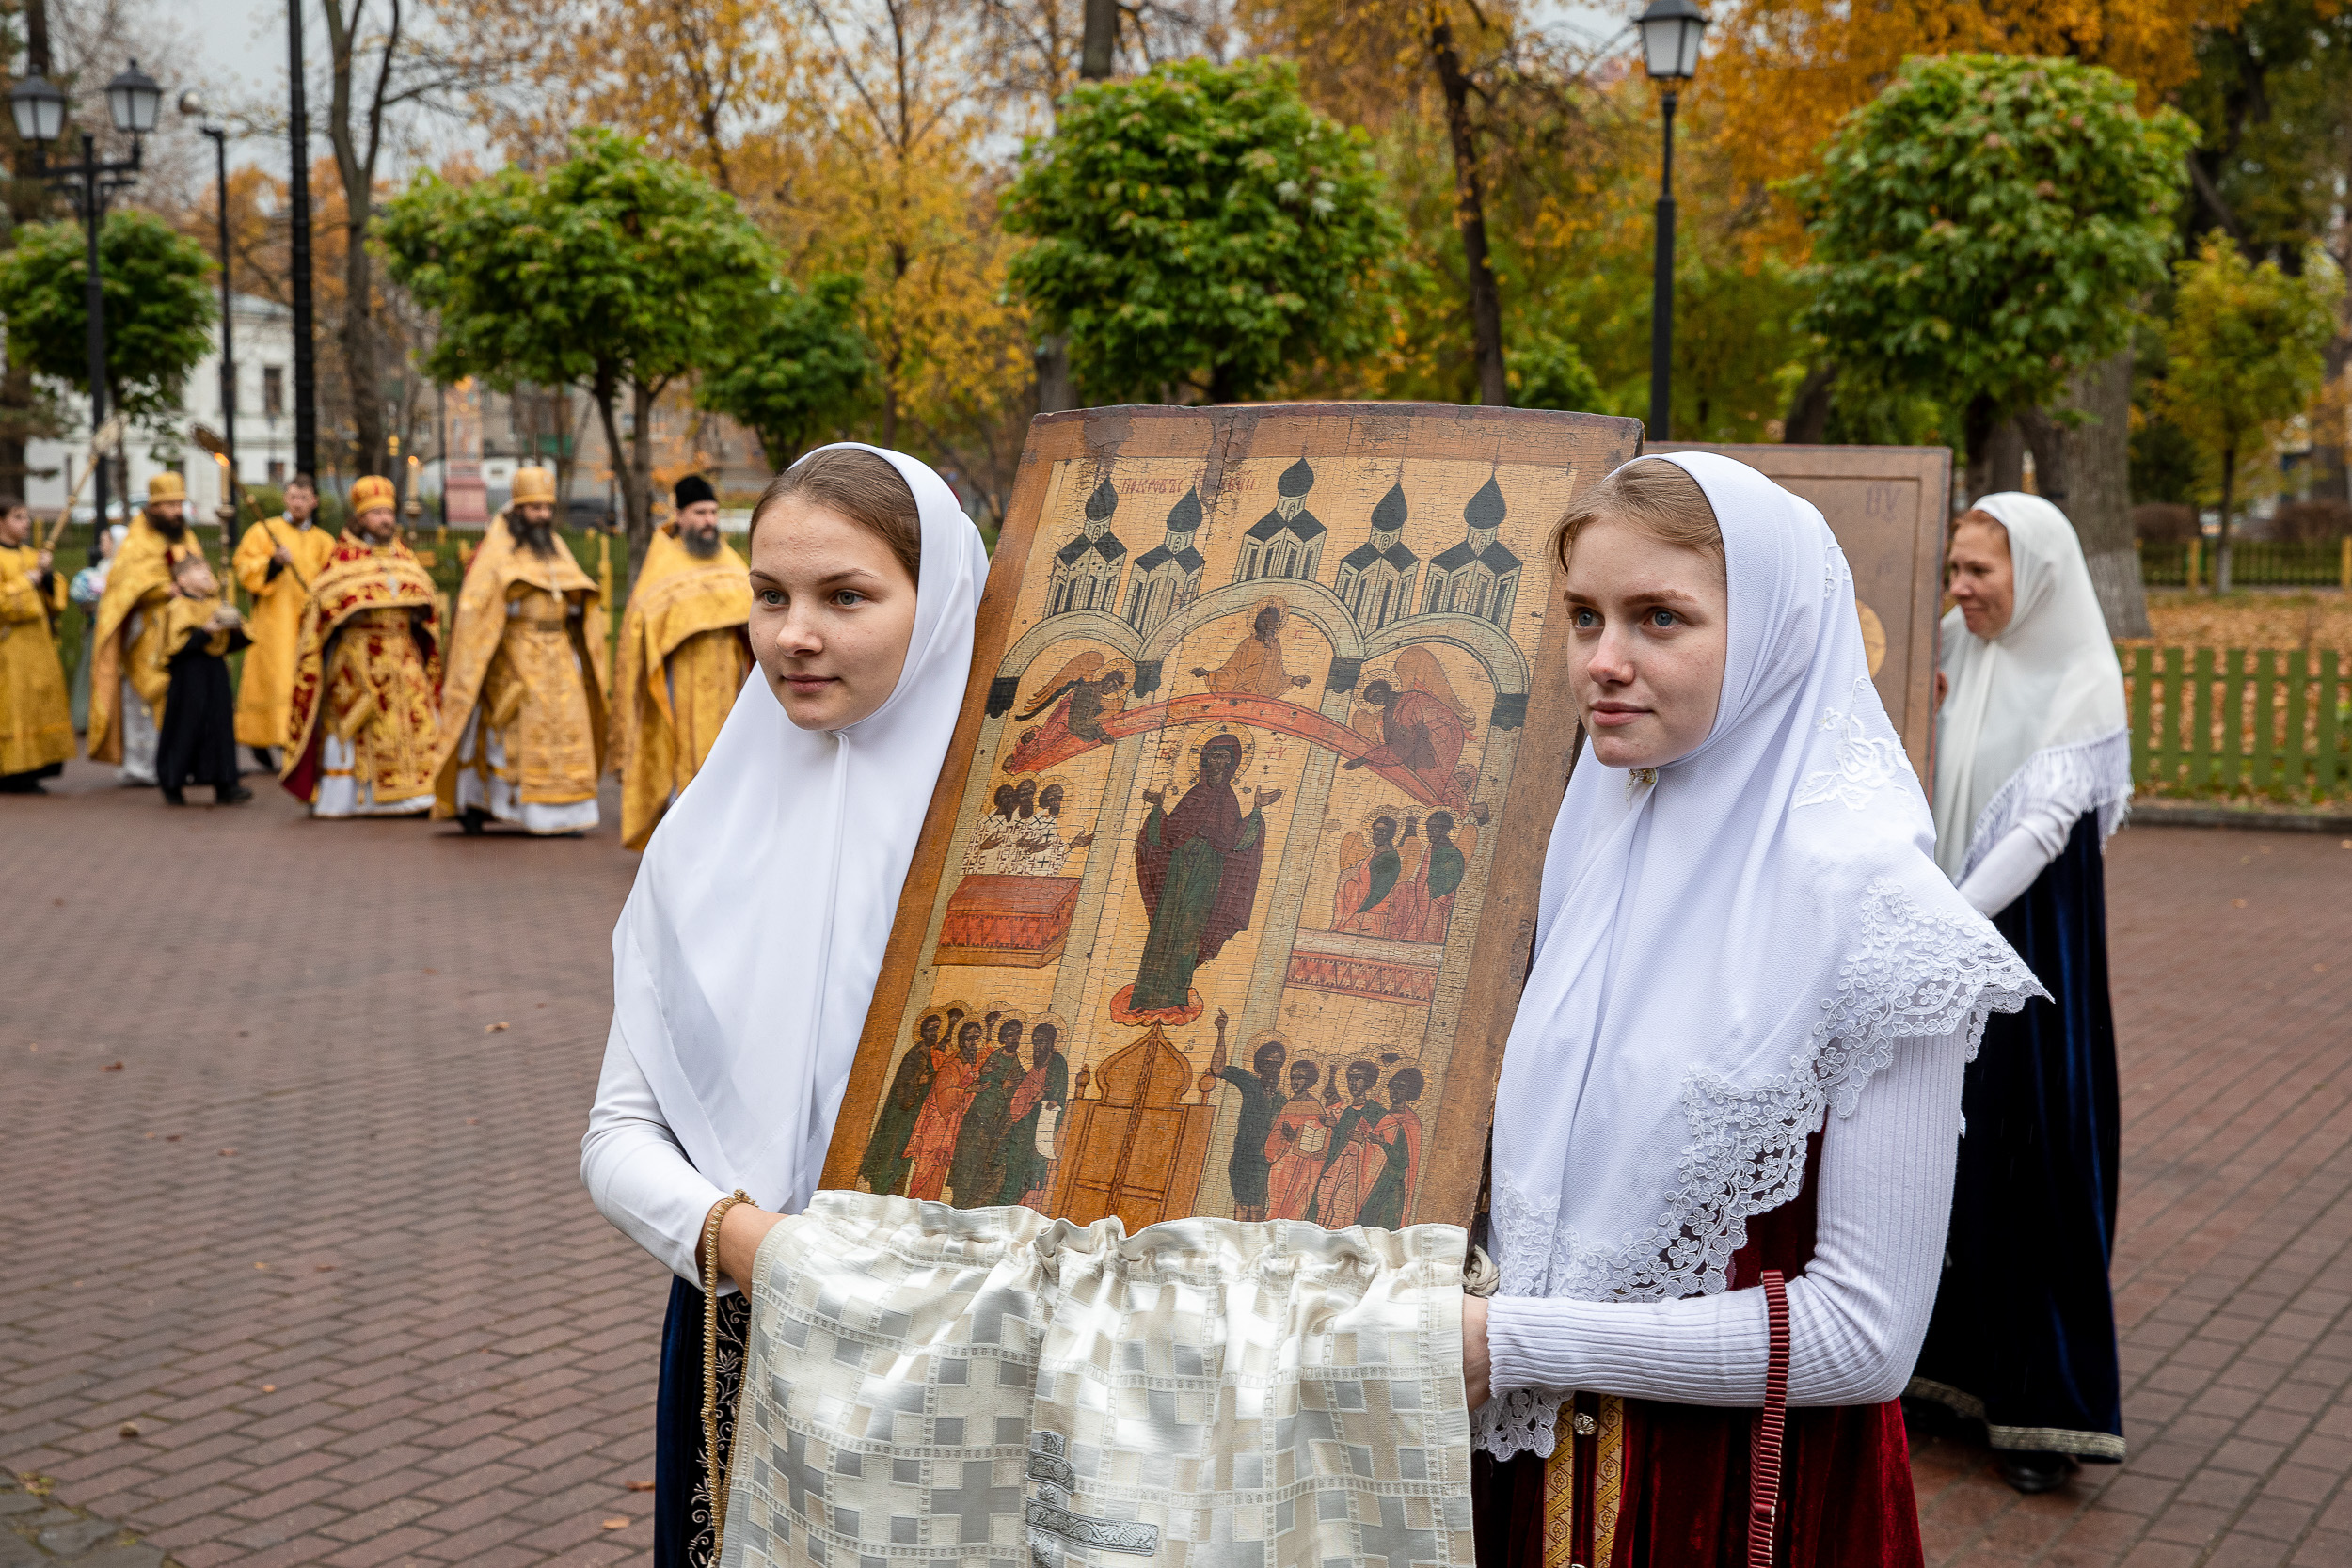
[1003,58,1401,404]
[1791,54,2195,498]
[695,274,874,470]
[2151,237,2341,593]
[378,129,772,551]
[1507,333,1602,413]
[0,210,215,462]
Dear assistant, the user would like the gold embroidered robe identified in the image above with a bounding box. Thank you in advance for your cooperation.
[281,531,443,811]
[612,526,752,849]
[232,516,337,748]
[87,514,200,762]
[430,514,609,826]
[0,542,72,776]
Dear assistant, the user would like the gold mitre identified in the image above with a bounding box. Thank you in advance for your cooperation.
[511,466,558,506]
[147,471,186,502]
[349,474,397,515]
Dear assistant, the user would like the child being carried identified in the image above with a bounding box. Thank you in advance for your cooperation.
[155,553,254,807]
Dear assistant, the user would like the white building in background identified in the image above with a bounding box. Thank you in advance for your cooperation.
[24,293,299,523]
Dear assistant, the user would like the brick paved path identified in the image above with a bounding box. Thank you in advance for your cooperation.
[4,762,2347,1567]
[1907,823,2352,1567]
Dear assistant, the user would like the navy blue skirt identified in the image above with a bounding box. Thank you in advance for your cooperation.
[655,1275,751,1568]
[1910,811,2125,1460]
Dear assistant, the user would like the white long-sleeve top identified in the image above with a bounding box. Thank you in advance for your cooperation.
[1486,1022,1968,1408]
[581,1019,732,1289]
[1953,795,2079,917]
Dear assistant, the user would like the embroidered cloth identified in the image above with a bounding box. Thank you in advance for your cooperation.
[719,1193,1475,1568]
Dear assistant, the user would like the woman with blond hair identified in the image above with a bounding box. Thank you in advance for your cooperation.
[1462,454,2039,1564]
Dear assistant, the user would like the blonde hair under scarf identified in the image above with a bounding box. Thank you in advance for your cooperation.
[1480,452,2040,1461]
[1931,492,2130,881]
[610,445,990,1217]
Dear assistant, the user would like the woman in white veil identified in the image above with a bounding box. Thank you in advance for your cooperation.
[1908,493,2132,1492]
[1462,454,2038,1565]
[580,446,988,1568]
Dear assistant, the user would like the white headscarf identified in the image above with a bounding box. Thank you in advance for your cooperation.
[1931,492,2130,880]
[611,445,989,1214]
[1483,453,2038,1451]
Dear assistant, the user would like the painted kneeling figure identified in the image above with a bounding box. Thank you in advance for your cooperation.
[1459,454,2041,1566]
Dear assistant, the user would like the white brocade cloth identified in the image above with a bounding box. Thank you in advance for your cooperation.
[1480,453,2042,1461]
[719,1194,1476,1568]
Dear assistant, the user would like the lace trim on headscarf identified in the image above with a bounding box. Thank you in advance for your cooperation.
[1958,725,2133,881]
[1471,878,2043,1461]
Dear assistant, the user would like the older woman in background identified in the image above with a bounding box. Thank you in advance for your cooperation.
[1909,492,2134,1493]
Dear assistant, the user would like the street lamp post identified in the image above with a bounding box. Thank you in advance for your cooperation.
[180,92,237,534]
[1636,1,1708,443]
[8,60,162,545]
[288,0,318,480]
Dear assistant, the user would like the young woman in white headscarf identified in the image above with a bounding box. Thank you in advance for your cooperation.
[1906,493,2133,1494]
[1458,453,2041,1566]
[580,446,989,1568]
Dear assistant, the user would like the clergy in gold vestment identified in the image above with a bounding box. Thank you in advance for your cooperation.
[612,473,751,849]
[232,473,336,761]
[89,473,204,783]
[431,466,610,834]
[281,476,444,816]
[0,497,72,791]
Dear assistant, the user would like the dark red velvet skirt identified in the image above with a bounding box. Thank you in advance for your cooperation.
[1471,1396,1920,1567]
[1471,1132,1923,1566]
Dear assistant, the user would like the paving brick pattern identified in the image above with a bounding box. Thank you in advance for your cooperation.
[3,761,2346,1566]
[1911,825,2352,1567]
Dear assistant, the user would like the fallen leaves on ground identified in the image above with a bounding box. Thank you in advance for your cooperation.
[102,1062,122,1072]
[625,1480,655,1492]
[485,1022,510,1033]
[602,1518,629,1530]
[118,1424,137,1439]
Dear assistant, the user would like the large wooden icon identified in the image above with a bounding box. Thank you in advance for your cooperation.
[1653,443,1953,785]
[822,404,1641,1233]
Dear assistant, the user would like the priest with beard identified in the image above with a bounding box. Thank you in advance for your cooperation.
[612,473,751,849]
[88,473,205,784]
[279,475,444,816]
[431,466,609,834]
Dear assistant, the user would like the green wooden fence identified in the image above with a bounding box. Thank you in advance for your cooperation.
[2139,539,2352,590]
[2120,645,2351,800]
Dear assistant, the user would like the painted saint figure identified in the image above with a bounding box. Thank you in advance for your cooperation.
[948,1016,1028,1204]
[1190,600,1312,698]
[1000,1021,1070,1209]
[1016,781,1094,875]
[1333,815,1404,934]
[903,1019,988,1202]
[860,1009,946,1196]
[1131,734,1279,1013]
[1015,655,1128,747]
[963,783,1021,875]
[1344,677,1470,804]
[1356,1067,1424,1230]
[1204,1010,1286,1222]
[1263,1060,1329,1222]
[1310,1060,1390,1228]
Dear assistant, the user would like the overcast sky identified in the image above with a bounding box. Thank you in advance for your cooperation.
[165,0,1635,178]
